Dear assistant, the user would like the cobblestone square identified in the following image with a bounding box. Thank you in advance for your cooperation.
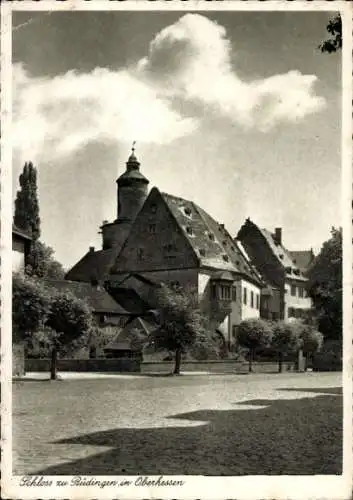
[13,372,342,475]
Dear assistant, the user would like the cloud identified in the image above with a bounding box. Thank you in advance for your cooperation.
[13,14,325,162]
[137,13,326,131]
[13,63,197,162]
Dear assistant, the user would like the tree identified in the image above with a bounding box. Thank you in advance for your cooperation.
[26,240,65,279]
[308,227,342,341]
[13,162,65,279]
[12,272,50,344]
[299,325,324,370]
[271,321,301,373]
[151,284,205,375]
[319,15,342,53]
[236,318,273,372]
[45,292,93,379]
[14,162,41,240]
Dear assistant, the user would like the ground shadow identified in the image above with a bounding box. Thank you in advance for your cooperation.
[35,391,342,476]
[278,387,342,395]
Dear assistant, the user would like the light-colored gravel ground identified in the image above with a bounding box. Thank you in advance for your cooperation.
[12,372,342,475]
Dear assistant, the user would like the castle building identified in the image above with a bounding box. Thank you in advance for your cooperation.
[237,219,312,321]
[67,148,264,346]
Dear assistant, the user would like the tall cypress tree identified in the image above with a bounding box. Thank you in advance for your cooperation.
[14,162,41,240]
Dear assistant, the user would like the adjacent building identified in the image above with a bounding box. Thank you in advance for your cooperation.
[12,225,32,272]
[237,218,312,321]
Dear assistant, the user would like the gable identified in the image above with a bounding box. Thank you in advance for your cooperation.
[111,187,199,273]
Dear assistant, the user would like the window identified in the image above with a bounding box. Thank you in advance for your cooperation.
[288,307,295,318]
[250,291,254,308]
[222,254,229,262]
[211,284,217,300]
[220,285,231,300]
[148,224,156,234]
[232,286,237,301]
[184,207,192,217]
[256,294,260,309]
[151,204,157,214]
[199,248,206,257]
[291,285,296,296]
[299,287,304,298]
[232,325,237,338]
[243,287,247,305]
[186,226,193,235]
[99,314,106,325]
[208,232,215,241]
[137,248,144,260]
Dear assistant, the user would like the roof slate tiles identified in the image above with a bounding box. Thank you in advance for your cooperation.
[42,279,129,314]
[161,192,262,285]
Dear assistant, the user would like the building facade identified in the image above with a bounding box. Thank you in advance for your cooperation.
[237,218,312,321]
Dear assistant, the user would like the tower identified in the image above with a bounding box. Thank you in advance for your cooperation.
[116,143,149,222]
[100,144,149,251]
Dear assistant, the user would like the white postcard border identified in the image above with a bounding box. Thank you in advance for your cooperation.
[1,1,352,499]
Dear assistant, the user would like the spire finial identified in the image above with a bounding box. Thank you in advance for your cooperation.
[132,140,136,154]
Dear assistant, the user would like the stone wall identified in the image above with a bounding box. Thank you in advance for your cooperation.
[25,358,141,373]
[24,358,296,374]
[141,360,296,374]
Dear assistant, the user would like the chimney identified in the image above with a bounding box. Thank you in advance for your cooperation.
[102,220,108,225]
[274,228,282,246]
[89,246,95,253]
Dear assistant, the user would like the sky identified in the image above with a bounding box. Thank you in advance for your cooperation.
[12,10,341,270]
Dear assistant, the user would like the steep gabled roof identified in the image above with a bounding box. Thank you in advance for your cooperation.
[237,219,307,282]
[288,250,315,272]
[108,287,152,315]
[65,248,117,283]
[258,228,307,281]
[42,279,129,315]
[160,192,262,285]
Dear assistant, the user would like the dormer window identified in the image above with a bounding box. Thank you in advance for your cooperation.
[285,266,292,274]
[222,254,229,262]
[186,226,193,235]
[208,232,215,241]
[279,254,284,260]
[199,248,206,257]
[184,207,192,217]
